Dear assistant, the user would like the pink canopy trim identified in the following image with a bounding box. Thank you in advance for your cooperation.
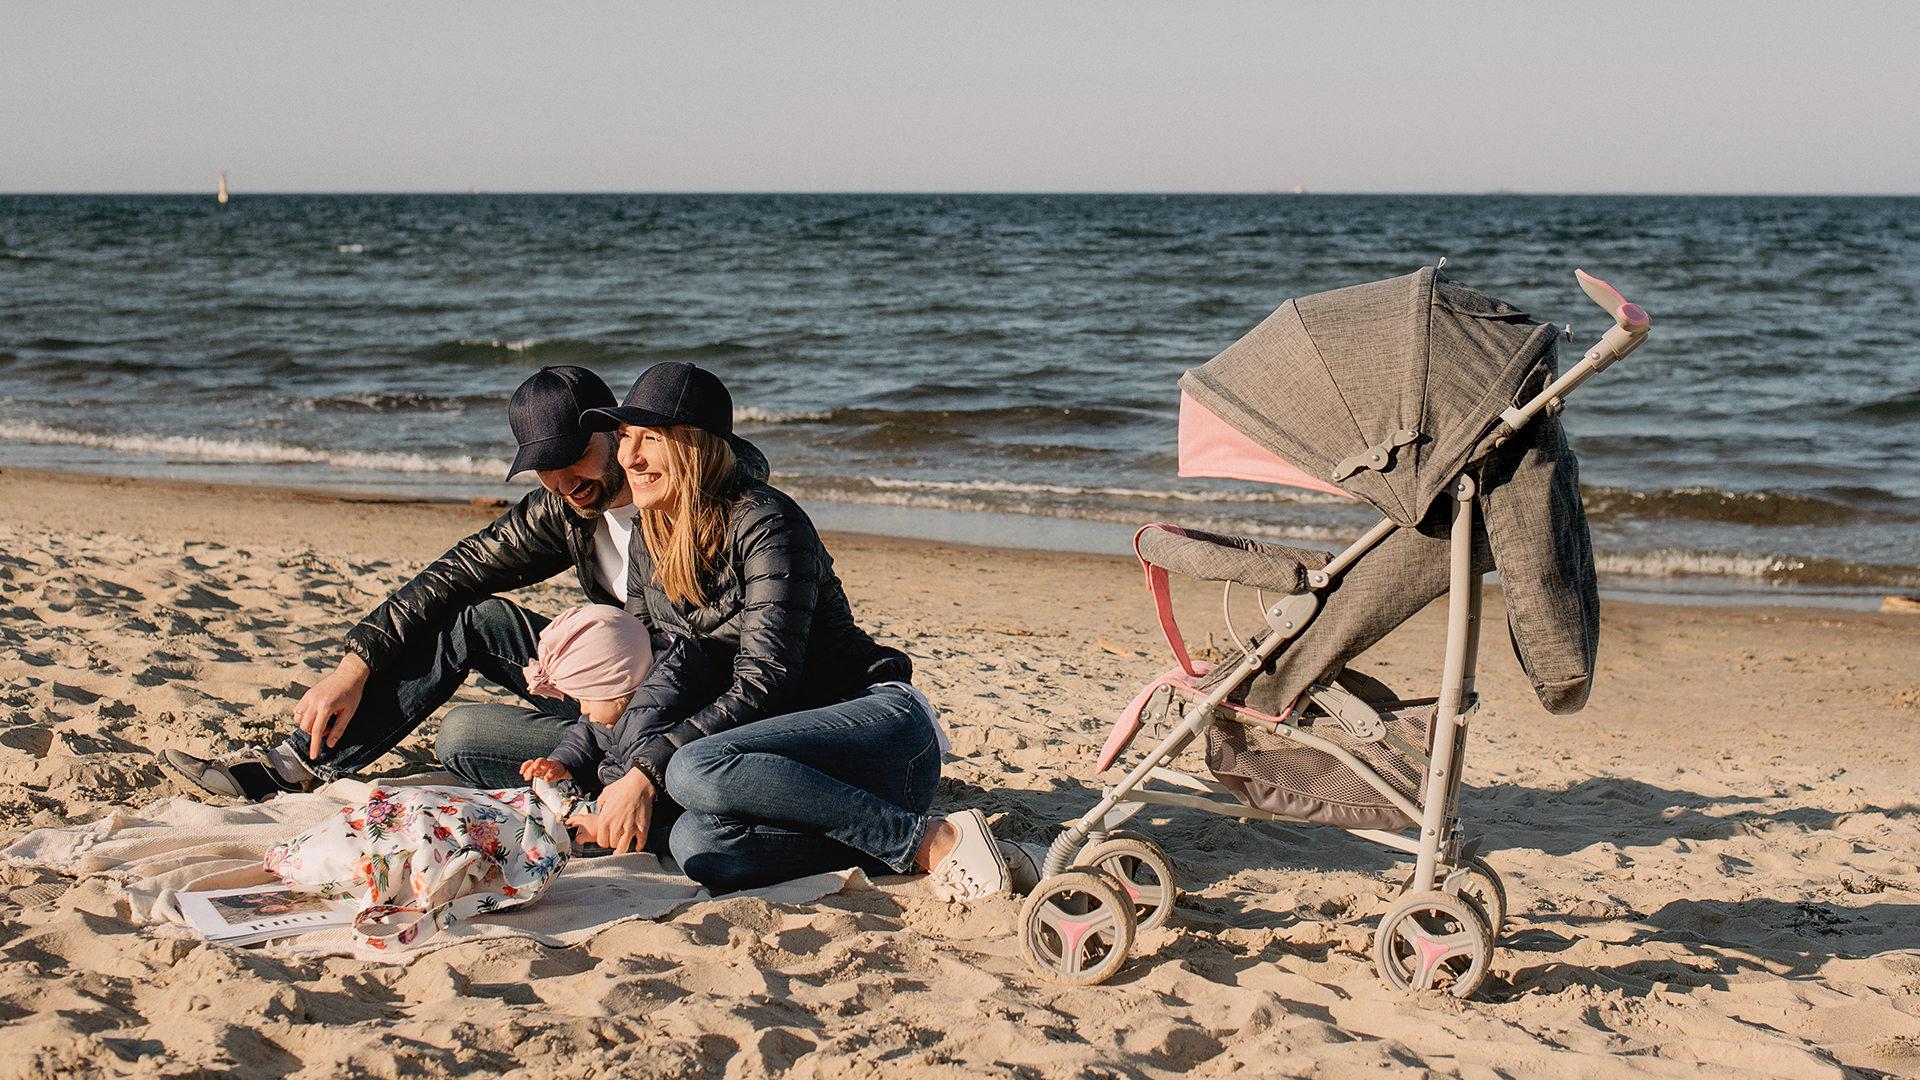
[1177,392,1354,498]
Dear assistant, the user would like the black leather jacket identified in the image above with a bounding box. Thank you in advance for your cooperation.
[618,478,912,787]
[344,491,614,675]
[345,443,772,674]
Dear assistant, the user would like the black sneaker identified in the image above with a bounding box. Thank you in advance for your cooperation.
[156,746,319,803]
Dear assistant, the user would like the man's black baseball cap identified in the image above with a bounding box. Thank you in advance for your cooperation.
[581,361,734,439]
[506,366,617,480]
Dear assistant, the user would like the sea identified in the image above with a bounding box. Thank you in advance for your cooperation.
[2,193,1916,608]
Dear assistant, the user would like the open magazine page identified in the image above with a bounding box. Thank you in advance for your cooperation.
[177,885,355,946]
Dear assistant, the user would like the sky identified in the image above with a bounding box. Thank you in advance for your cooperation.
[3,1,1917,195]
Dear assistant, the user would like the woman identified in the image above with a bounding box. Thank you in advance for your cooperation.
[564,361,1009,900]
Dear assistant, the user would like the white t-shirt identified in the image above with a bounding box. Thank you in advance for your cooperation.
[591,503,640,603]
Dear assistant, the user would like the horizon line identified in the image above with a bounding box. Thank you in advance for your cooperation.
[5,189,1919,199]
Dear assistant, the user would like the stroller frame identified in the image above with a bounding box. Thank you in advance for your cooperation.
[1021,270,1652,994]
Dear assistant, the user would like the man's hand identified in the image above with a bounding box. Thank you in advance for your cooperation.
[520,758,573,782]
[568,768,656,854]
[294,654,371,760]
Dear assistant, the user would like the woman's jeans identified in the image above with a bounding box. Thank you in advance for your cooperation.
[665,684,942,895]
[275,597,581,790]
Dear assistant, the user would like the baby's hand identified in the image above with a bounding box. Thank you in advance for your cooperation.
[520,758,572,782]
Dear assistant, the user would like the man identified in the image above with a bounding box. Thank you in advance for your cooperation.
[159,365,644,803]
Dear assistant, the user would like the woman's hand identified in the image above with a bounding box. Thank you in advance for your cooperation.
[294,654,370,759]
[568,768,656,854]
[520,758,572,782]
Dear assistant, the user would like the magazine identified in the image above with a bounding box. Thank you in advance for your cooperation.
[176,884,355,946]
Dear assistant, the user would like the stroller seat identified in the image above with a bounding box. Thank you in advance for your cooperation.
[1208,696,1436,831]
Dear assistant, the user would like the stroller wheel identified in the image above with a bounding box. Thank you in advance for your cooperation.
[1393,856,1508,941]
[1442,857,1507,941]
[1374,890,1493,998]
[1018,870,1138,986]
[1074,834,1178,932]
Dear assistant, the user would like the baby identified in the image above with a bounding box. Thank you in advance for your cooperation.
[517,604,654,786]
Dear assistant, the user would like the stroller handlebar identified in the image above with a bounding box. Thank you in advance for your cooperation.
[1470,269,1652,463]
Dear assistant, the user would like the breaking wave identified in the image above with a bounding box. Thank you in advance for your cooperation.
[1582,485,1919,526]
[0,421,509,478]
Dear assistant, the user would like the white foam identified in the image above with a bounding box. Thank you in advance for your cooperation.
[734,406,834,425]
[1594,549,1800,581]
[861,475,1340,505]
[456,338,538,353]
[335,243,366,254]
[0,421,510,478]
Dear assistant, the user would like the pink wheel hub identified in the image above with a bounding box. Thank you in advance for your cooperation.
[1057,917,1094,958]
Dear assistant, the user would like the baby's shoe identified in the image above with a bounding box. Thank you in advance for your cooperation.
[928,809,1010,901]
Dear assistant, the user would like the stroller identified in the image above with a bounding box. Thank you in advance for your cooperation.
[1017,267,1652,997]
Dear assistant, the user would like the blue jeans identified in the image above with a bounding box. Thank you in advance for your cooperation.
[277,597,583,787]
[665,684,941,894]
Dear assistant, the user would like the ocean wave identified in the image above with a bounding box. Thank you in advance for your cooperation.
[23,336,103,352]
[308,392,499,413]
[782,478,1356,545]
[0,421,509,478]
[1582,485,1919,526]
[457,337,538,352]
[741,401,1157,430]
[1594,549,1920,589]
[336,243,366,254]
[410,338,630,366]
[734,406,834,425]
[645,340,761,359]
[857,475,1345,506]
[1850,389,1920,422]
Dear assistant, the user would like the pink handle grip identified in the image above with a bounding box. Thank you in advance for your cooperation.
[1575,269,1651,331]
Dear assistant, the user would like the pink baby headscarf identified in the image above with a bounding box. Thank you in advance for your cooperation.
[522,605,653,702]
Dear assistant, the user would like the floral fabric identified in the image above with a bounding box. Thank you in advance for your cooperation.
[264,779,584,951]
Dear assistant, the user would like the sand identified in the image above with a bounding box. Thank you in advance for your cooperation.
[2,465,1918,1079]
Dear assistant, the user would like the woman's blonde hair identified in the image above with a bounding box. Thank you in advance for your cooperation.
[637,425,737,607]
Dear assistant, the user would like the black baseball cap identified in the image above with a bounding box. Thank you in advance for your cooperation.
[506,366,617,480]
[582,361,734,438]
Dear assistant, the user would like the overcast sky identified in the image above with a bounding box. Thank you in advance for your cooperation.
[4,1,1916,194]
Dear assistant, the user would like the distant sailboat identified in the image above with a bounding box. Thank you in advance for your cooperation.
[217,172,229,205]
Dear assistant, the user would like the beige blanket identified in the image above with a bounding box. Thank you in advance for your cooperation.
[1,775,866,963]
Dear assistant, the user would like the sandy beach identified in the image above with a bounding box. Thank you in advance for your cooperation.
[3,464,1918,1079]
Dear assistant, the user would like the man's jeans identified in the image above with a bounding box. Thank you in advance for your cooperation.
[278,597,581,789]
[665,684,942,894]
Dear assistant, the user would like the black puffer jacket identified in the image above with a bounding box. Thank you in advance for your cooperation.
[544,634,717,790]
[619,479,912,787]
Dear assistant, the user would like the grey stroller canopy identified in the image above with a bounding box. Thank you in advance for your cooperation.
[1182,267,1562,527]
[1179,267,1601,714]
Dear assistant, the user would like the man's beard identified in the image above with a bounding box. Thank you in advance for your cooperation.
[569,450,630,519]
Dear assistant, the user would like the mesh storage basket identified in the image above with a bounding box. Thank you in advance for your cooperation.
[1206,703,1435,831]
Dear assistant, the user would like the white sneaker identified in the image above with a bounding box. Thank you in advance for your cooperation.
[1000,840,1044,895]
[927,809,1010,901]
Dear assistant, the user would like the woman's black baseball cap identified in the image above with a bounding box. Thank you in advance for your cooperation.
[582,361,733,438]
[581,361,767,473]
